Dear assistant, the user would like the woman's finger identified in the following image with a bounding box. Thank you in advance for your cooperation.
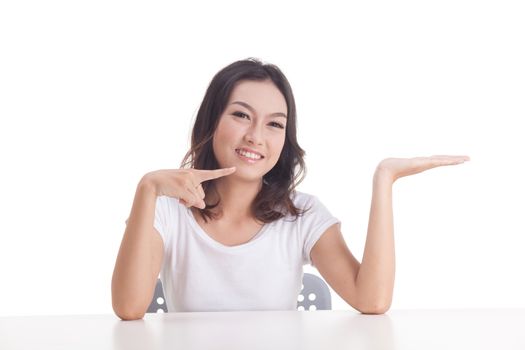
[196,184,205,199]
[427,155,470,166]
[429,155,470,161]
[185,185,205,209]
[180,193,205,209]
[194,167,237,183]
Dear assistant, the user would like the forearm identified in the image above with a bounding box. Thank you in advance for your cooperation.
[111,177,159,317]
[355,168,395,313]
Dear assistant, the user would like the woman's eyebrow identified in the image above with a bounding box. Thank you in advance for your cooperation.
[231,101,287,119]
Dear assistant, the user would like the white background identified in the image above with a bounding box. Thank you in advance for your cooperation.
[0,0,523,316]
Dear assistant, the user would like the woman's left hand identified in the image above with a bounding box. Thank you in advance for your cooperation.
[376,155,470,183]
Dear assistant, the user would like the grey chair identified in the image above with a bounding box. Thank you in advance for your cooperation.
[147,279,168,313]
[147,273,331,313]
[297,273,332,311]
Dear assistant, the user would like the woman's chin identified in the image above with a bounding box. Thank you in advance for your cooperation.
[228,171,264,184]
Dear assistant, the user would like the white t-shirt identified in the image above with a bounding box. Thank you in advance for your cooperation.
[153,191,340,312]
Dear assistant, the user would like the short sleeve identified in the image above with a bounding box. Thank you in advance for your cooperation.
[300,195,341,266]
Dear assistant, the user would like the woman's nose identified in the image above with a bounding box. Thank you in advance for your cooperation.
[244,123,263,145]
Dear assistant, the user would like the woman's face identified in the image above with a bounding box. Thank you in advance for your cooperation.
[212,80,288,183]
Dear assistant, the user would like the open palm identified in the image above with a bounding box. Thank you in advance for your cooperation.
[377,155,470,182]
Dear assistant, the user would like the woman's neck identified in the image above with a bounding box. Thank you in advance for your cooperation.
[211,176,263,220]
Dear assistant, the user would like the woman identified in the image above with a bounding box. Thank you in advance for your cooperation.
[111,58,469,320]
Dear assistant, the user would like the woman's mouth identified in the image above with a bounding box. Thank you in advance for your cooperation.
[235,148,264,163]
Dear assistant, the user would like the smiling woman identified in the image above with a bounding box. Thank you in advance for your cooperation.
[182,60,307,224]
[110,58,470,320]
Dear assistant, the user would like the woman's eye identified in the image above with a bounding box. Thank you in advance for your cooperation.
[233,112,284,129]
[233,111,249,119]
[269,122,285,129]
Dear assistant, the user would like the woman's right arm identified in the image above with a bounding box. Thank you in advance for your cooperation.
[111,166,236,320]
[111,175,164,320]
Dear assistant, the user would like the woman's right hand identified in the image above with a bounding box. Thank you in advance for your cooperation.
[141,167,236,209]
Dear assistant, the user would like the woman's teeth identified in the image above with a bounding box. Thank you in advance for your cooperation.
[236,149,262,160]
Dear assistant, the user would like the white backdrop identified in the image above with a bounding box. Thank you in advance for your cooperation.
[1,0,524,316]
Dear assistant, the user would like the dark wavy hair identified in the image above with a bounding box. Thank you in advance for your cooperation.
[181,58,309,224]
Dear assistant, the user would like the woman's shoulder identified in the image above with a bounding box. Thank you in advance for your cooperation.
[156,194,181,206]
[290,190,315,205]
[288,190,335,217]
[155,195,188,216]
[289,190,325,212]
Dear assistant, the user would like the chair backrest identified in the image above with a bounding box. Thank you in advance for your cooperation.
[147,279,168,313]
[147,272,331,313]
[297,273,332,311]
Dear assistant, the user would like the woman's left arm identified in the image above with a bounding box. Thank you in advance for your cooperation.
[354,167,396,314]
[311,155,470,314]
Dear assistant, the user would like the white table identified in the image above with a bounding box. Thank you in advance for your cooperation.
[1,309,524,349]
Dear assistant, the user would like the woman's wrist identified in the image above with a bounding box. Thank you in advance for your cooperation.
[138,173,158,196]
[374,164,396,185]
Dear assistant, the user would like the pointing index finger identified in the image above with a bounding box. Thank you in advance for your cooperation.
[195,167,237,182]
